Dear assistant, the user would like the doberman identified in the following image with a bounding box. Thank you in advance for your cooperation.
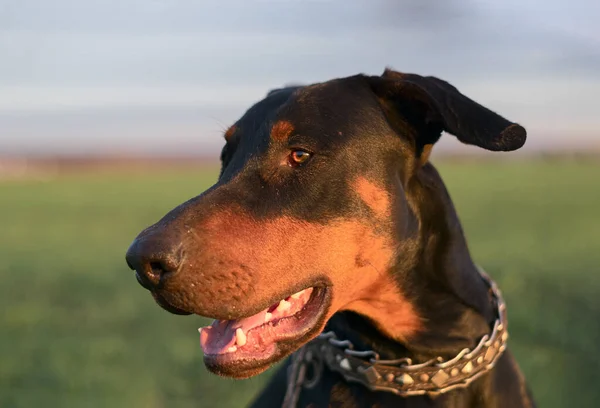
[125,69,535,407]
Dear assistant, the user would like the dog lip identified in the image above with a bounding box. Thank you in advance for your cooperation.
[148,277,332,322]
[151,291,193,315]
[191,279,333,322]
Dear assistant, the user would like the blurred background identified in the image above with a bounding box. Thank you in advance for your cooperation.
[1,0,599,407]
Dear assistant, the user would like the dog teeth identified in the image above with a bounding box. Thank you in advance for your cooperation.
[276,299,291,313]
[227,346,237,353]
[265,312,273,322]
[235,328,247,347]
[290,290,305,300]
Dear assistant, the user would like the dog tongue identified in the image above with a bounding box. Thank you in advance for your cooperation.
[199,310,268,354]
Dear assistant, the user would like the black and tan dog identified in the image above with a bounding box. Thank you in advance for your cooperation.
[126,69,535,407]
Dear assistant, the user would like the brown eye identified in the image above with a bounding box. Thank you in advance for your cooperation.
[289,149,312,166]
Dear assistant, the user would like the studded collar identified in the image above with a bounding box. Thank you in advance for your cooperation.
[282,268,508,407]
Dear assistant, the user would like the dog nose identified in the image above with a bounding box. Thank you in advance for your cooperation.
[125,235,182,289]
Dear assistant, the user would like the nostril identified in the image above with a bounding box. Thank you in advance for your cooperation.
[135,260,171,288]
[149,261,167,280]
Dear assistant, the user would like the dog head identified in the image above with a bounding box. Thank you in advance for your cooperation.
[126,69,526,378]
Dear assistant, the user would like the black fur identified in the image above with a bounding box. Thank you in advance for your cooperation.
[126,69,533,407]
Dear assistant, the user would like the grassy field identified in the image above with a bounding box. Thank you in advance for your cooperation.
[1,159,599,408]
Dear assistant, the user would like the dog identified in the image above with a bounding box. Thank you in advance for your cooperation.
[126,69,535,407]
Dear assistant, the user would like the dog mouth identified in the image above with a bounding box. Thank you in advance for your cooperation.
[198,286,330,376]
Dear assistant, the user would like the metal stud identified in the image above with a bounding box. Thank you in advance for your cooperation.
[396,373,414,386]
[484,346,496,362]
[385,373,395,382]
[431,370,450,387]
[420,373,429,382]
[357,366,381,382]
[340,358,351,371]
[476,356,484,364]
[450,368,459,377]
[462,361,473,374]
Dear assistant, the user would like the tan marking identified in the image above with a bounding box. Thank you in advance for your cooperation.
[270,120,294,141]
[224,125,236,141]
[354,177,391,218]
[197,208,422,340]
[419,144,434,166]
[344,275,422,342]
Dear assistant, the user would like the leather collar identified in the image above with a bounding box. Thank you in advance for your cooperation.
[282,268,508,407]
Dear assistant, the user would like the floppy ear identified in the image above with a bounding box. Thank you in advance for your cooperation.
[370,69,526,153]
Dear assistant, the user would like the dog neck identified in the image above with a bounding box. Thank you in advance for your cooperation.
[326,163,495,363]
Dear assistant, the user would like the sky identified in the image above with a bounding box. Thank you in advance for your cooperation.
[1,0,599,156]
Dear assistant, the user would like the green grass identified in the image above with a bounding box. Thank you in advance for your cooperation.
[1,160,599,407]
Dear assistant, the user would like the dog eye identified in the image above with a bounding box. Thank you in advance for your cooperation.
[288,150,312,167]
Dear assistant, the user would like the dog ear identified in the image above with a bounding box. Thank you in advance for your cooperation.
[370,69,526,154]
